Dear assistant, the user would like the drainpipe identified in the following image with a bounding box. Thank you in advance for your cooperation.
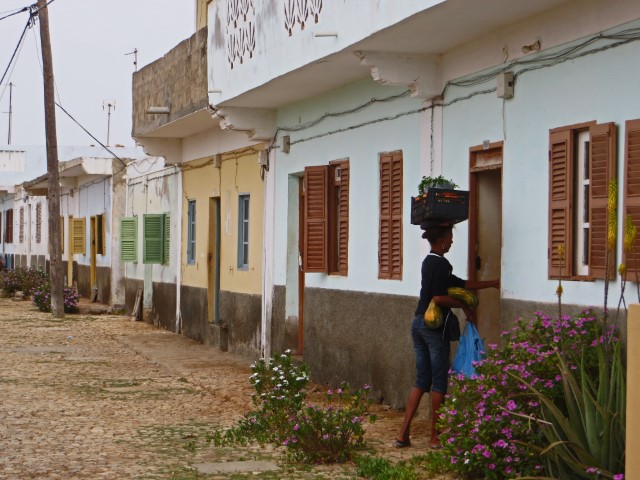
[175,164,183,334]
[261,149,275,359]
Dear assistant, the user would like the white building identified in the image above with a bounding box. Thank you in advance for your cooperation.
[201,0,640,406]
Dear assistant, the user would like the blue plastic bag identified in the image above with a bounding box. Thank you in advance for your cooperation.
[451,322,485,378]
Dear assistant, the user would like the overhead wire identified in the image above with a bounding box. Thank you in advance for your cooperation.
[0,12,35,87]
[270,25,640,151]
[54,101,128,171]
[0,22,29,106]
[0,6,29,22]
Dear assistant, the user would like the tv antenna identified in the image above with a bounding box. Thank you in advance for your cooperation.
[2,82,15,144]
[103,100,116,146]
[125,48,138,71]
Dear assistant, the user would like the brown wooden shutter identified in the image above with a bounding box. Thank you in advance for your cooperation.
[337,162,349,275]
[589,122,617,279]
[6,209,13,244]
[379,152,403,279]
[304,166,328,272]
[549,130,574,277]
[623,119,640,274]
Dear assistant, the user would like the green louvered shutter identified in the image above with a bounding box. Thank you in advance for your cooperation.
[164,213,170,265]
[120,217,137,262]
[143,214,165,264]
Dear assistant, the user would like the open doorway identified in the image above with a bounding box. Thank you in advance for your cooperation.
[468,142,503,346]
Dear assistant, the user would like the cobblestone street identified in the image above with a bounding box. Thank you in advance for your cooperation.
[0,298,434,479]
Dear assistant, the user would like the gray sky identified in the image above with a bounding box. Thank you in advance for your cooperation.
[0,0,194,148]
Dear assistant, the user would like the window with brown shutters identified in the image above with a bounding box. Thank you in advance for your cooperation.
[5,209,13,244]
[304,166,328,273]
[623,119,640,276]
[329,161,349,275]
[303,161,350,275]
[379,151,403,280]
[548,122,616,280]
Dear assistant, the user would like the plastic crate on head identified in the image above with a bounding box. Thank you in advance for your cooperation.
[410,189,469,225]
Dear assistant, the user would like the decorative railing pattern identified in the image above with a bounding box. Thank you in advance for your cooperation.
[226,0,256,69]
[284,0,322,36]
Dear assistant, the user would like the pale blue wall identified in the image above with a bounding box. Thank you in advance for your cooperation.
[273,79,425,296]
[440,21,640,306]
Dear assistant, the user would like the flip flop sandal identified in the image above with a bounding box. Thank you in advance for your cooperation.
[393,439,411,448]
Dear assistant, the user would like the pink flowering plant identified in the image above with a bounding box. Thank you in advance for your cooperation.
[211,350,376,463]
[0,267,48,297]
[438,310,619,479]
[32,283,80,313]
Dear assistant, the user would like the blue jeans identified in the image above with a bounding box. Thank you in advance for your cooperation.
[411,315,450,394]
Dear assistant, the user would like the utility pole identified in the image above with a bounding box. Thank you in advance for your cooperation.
[125,48,138,71]
[7,82,13,144]
[37,0,64,318]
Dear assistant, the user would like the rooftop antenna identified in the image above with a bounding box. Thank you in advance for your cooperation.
[125,48,138,71]
[3,82,15,144]
[103,100,116,146]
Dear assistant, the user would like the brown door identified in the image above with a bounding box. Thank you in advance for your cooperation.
[468,143,503,346]
[298,180,305,354]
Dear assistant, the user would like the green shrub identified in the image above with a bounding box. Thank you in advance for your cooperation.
[211,350,376,463]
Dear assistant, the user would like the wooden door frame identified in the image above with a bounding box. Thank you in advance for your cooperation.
[207,197,221,323]
[468,141,503,281]
[90,216,97,290]
[67,215,73,286]
[298,179,305,355]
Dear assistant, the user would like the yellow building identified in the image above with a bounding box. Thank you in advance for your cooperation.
[180,147,264,356]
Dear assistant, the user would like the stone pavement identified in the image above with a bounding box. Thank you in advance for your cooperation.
[0,297,433,479]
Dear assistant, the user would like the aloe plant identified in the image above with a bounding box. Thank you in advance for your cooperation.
[513,342,626,480]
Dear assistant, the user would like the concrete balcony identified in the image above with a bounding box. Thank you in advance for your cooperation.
[132,27,215,140]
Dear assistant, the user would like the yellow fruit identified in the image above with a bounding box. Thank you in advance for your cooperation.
[424,299,443,329]
[448,287,479,308]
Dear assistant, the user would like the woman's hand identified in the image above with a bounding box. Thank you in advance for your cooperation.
[463,306,476,326]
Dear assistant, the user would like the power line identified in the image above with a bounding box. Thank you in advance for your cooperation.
[0,6,28,22]
[54,101,128,170]
[0,13,35,87]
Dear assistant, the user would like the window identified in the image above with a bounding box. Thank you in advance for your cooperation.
[71,217,86,254]
[379,151,403,280]
[237,194,250,269]
[4,209,12,244]
[548,122,616,279]
[623,119,640,270]
[120,217,137,262]
[143,214,170,264]
[187,200,196,265]
[35,203,42,244]
[96,214,106,255]
[303,160,349,275]
[19,207,24,243]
